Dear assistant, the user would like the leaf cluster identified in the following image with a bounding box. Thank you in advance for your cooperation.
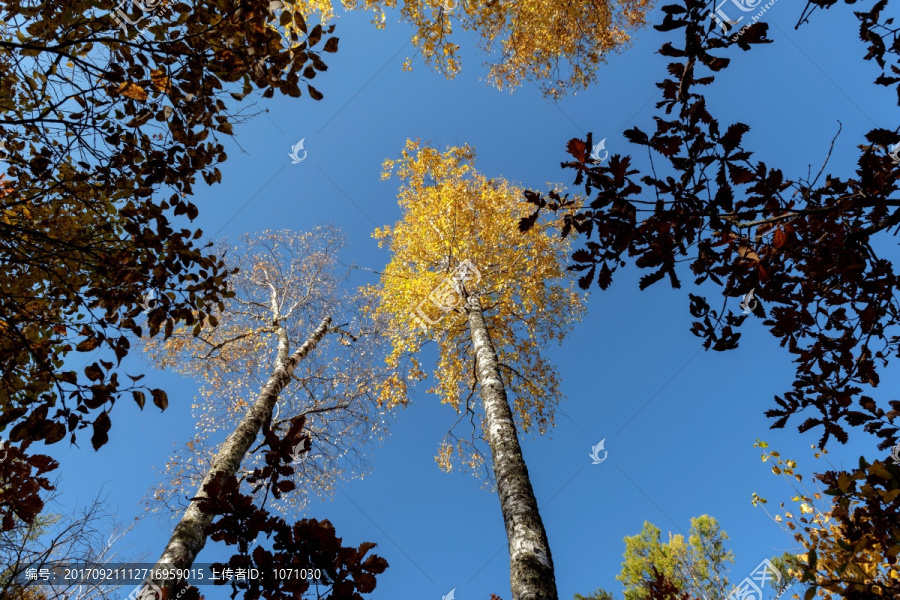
[0,0,339,449]
[522,0,900,450]
[188,420,388,600]
[755,443,899,599]
[0,444,57,533]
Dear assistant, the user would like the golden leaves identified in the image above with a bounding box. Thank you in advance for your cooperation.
[150,70,170,93]
[323,0,653,96]
[117,81,148,102]
[371,139,585,472]
[753,444,899,599]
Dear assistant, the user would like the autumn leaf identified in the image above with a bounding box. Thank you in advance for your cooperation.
[132,390,146,410]
[150,69,170,93]
[151,388,168,411]
[117,81,148,101]
[91,412,112,450]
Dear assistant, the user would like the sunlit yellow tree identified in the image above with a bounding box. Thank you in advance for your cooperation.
[299,0,652,98]
[367,139,586,600]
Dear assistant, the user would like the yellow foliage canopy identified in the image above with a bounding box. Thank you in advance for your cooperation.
[301,0,653,97]
[366,139,585,471]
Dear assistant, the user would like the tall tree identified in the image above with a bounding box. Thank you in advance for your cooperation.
[522,0,900,452]
[574,515,805,600]
[0,0,339,451]
[139,229,390,598]
[615,517,733,600]
[144,227,389,514]
[367,139,585,600]
[316,0,652,97]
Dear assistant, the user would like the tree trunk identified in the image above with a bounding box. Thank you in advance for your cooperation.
[141,316,331,598]
[465,296,558,600]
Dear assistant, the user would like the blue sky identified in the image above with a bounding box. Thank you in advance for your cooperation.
[38,1,898,599]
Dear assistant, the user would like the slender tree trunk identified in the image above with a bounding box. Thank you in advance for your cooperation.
[465,296,558,600]
[141,316,331,598]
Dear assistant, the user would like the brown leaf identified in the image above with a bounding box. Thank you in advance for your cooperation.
[132,390,146,410]
[91,412,111,450]
[75,337,101,352]
[772,227,787,249]
[151,388,168,411]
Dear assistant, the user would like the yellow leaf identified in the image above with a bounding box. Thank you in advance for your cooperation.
[117,81,148,101]
[150,69,170,93]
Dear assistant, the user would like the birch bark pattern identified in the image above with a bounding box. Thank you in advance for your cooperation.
[465,296,558,600]
[142,316,332,598]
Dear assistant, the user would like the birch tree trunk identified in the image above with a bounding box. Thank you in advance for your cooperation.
[465,296,558,600]
[141,316,332,598]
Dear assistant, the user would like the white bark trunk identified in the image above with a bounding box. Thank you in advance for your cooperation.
[465,296,558,600]
[141,316,331,597]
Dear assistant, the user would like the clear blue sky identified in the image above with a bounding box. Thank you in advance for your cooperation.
[42,2,896,600]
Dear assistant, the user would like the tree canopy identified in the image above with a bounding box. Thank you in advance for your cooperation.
[309,0,653,97]
[368,139,586,472]
[143,228,390,516]
[0,0,339,451]
[754,441,899,600]
[522,0,900,452]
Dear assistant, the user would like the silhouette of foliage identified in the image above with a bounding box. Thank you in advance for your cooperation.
[0,0,339,449]
[180,415,388,600]
[644,568,695,600]
[0,443,57,533]
[522,0,900,451]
